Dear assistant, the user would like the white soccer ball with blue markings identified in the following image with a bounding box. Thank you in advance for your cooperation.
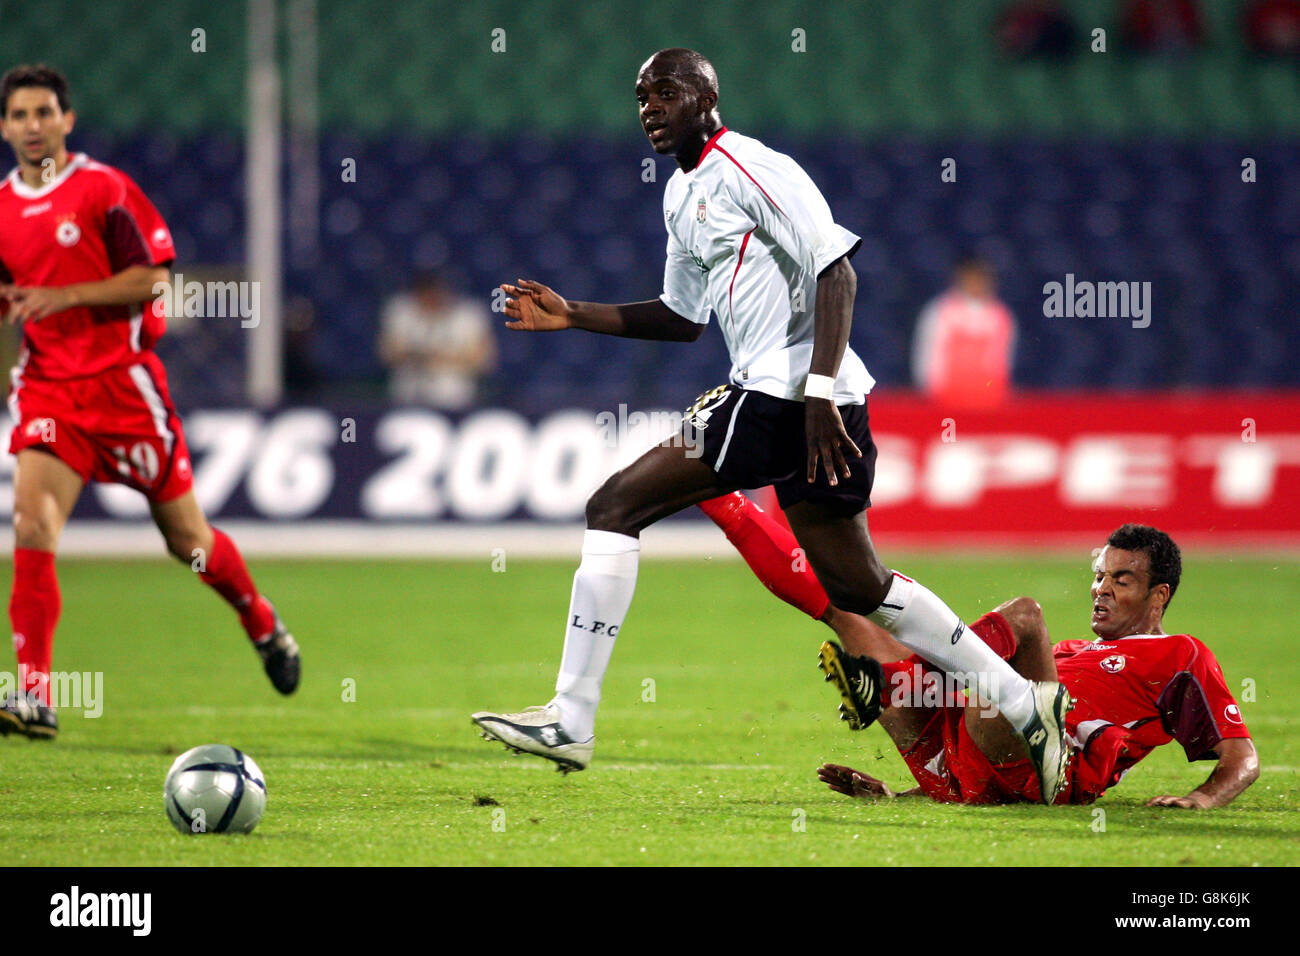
[163,744,267,835]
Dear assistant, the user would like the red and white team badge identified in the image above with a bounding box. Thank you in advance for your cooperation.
[55,217,81,247]
[696,197,707,223]
[151,226,169,247]
[1224,704,1244,725]
[1099,654,1126,673]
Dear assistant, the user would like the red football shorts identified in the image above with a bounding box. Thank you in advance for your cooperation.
[890,613,1077,805]
[8,351,194,503]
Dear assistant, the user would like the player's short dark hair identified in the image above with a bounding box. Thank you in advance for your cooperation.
[647,48,719,99]
[1107,523,1182,610]
[1,64,71,117]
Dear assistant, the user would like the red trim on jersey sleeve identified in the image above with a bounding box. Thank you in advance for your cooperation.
[713,141,786,217]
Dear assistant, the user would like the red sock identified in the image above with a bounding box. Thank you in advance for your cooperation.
[10,548,59,704]
[198,528,275,642]
[970,611,1018,660]
[882,656,928,707]
[698,491,831,620]
[881,615,1017,710]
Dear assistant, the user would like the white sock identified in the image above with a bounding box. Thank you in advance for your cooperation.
[552,530,640,740]
[868,572,1036,729]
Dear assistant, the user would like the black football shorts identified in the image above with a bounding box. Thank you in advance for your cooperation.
[681,383,877,514]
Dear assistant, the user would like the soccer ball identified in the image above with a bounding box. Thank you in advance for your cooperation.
[163,744,267,835]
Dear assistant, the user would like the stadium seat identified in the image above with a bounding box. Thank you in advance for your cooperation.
[68,124,1297,404]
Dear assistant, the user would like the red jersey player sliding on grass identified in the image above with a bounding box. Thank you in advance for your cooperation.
[473,48,1072,804]
[705,501,1258,807]
[0,65,299,740]
[818,524,1258,806]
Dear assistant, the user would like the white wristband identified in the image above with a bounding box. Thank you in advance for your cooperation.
[804,373,836,401]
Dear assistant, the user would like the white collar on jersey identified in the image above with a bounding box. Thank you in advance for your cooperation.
[6,151,89,200]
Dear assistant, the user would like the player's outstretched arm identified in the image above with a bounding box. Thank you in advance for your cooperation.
[1146,738,1260,809]
[501,278,703,341]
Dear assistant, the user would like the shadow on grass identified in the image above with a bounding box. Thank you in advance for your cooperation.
[655,794,1300,842]
[52,737,532,764]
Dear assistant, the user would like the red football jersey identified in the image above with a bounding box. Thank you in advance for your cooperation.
[1054,633,1251,801]
[0,153,175,380]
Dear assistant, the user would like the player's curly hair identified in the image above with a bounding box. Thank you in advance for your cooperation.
[1108,523,1182,610]
[1,64,71,117]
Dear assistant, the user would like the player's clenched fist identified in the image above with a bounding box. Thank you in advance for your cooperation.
[500,278,571,332]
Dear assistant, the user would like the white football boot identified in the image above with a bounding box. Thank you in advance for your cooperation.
[1018,681,1074,804]
[472,704,594,773]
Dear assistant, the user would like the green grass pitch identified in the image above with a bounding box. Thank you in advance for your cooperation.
[2,553,1297,866]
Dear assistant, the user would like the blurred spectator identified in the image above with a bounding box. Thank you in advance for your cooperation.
[284,295,321,398]
[1245,0,1300,57]
[378,272,496,409]
[912,256,1017,410]
[996,0,1079,59]
[1121,0,1204,55]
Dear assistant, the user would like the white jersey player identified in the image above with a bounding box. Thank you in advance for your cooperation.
[659,127,872,404]
[471,48,1073,804]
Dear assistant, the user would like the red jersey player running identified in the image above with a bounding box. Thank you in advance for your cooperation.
[0,65,300,740]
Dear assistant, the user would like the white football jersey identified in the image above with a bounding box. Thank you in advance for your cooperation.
[658,128,874,404]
